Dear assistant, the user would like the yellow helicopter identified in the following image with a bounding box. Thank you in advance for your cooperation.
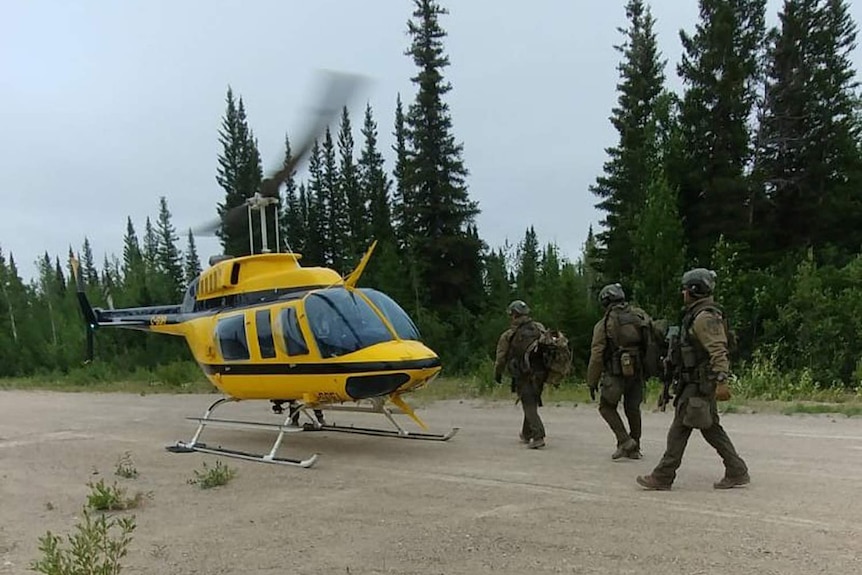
[71,72,456,468]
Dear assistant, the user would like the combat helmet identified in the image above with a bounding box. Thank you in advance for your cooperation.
[507,300,530,316]
[599,283,626,307]
[681,268,717,298]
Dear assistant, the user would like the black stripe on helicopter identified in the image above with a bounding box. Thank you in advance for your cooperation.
[199,357,441,376]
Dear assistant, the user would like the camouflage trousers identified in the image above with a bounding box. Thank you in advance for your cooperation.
[598,375,643,448]
[516,377,545,440]
[651,384,748,484]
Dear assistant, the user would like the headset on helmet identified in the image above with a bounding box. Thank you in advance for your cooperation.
[507,300,530,316]
[599,283,626,307]
[681,268,717,298]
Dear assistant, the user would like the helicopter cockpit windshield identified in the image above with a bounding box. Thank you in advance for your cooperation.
[305,288,395,358]
[357,288,421,341]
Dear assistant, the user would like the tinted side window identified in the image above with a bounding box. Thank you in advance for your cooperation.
[280,307,309,356]
[256,309,276,359]
[217,315,249,360]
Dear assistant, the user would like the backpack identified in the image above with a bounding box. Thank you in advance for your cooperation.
[529,329,573,387]
[508,321,573,386]
[507,320,544,377]
[604,305,658,377]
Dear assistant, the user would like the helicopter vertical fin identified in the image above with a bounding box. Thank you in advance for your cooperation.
[389,394,428,431]
[343,241,378,288]
[70,255,99,328]
[70,255,97,362]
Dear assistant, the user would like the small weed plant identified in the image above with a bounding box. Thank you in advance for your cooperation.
[31,507,136,575]
[86,479,148,511]
[187,460,236,489]
[114,452,138,479]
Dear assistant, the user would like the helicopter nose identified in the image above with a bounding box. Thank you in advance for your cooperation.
[343,340,441,400]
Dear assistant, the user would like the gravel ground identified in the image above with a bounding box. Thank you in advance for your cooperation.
[1,390,860,574]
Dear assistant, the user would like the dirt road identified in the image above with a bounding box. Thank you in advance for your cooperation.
[1,390,860,574]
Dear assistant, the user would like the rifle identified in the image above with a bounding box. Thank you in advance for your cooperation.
[657,325,680,412]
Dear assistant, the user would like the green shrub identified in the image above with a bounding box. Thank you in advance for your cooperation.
[31,507,135,575]
[86,479,147,511]
[187,460,236,489]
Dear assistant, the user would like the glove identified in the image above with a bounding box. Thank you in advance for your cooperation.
[494,373,502,385]
[713,372,732,401]
[589,385,597,401]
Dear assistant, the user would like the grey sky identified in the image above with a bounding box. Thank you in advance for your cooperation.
[2,1,860,284]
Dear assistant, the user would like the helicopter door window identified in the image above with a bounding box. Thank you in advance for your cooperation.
[279,307,309,356]
[255,309,276,359]
[216,314,250,361]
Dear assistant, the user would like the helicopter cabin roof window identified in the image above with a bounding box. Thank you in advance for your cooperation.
[255,309,277,359]
[217,314,250,361]
[279,307,309,356]
[359,288,422,341]
[305,288,394,358]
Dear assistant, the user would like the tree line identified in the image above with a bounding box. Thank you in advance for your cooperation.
[1,0,861,388]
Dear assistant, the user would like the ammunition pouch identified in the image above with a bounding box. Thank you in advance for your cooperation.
[606,349,639,378]
[682,396,713,429]
[680,344,699,369]
[620,351,636,377]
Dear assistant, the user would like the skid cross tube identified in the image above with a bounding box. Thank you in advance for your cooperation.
[166,397,319,468]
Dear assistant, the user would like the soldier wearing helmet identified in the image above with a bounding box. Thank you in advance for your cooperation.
[637,268,750,491]
[494,300,548,449]
[587,283,654,460]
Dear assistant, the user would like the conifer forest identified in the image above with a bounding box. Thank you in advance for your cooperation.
[2,0,862,392]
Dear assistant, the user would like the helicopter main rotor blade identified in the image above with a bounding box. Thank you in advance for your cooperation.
[195,70,368,237]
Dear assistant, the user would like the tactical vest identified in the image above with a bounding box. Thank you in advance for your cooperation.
[677,299,725,382]
[602,304,647,378]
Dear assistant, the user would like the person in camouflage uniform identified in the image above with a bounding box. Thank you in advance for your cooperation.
[587,283,652,460]
[494,300,547,449]
[637,268,750,491]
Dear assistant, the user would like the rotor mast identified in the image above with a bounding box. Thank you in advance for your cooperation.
[246,192,281,254]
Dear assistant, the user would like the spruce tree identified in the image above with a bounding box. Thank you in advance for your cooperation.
[676,0,767,263]
[391,93,409,247]
[515,226,540,301]
[155,196,185,300]
[279,134,305,254]
[337,106,366,263]
[322,128,347,270]
[402,0,483,312]
[184,229,202,284]
[81,237,99,289]
[590,0,667,286]
[357,102,403,297]
[757,0,862,262]
[122,218,150,306]
[216,88,263,257]
[359,103,394,244]
[304,141,326,266]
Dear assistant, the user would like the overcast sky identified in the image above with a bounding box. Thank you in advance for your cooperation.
[2,0,861,284]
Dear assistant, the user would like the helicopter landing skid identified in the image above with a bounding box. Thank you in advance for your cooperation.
[293,399,459,441]
[303,423,459,441]
[166,397,319,468]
